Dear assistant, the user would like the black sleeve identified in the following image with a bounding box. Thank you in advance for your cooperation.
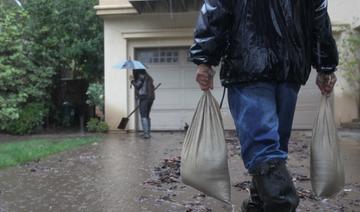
[131,75,145,89]
[189,0,233,66]
[312,0,339,74]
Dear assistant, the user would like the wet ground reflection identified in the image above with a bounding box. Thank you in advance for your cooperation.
[0,131,359,212]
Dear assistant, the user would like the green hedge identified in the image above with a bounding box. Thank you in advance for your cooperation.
[86,118,109,133]
[3,103,47,135]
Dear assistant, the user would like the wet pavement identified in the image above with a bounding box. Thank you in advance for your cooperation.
[0,131,359,212]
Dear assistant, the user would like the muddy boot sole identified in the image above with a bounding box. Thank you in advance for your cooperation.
[241,198,264,212]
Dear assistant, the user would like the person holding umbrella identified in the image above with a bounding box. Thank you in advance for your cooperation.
[114,59,156,138]
[130,69,155,139]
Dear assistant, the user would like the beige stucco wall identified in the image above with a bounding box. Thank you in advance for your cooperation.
[99,0,129,5]
[329,0,360,28]
[97,0,360,129]
[103,20,128,130]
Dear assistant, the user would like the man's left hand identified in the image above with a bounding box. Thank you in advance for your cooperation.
[316,72,337,96]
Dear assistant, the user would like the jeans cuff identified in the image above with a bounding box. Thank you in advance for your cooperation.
[248,159,286,176]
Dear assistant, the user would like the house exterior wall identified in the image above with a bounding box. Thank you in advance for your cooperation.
[329,0,360,28]
[103,19,128,130]
[99,0,128,5]
[100,12,198,130]
[96,0,360,130]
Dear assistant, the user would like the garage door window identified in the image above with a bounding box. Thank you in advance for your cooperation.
[135,48,179,64]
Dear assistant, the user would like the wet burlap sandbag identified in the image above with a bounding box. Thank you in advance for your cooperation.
[181,91,231,204]
[311,95,345,197]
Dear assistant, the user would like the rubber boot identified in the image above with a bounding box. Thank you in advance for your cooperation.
[250,160,299,212]
[146,117,151,138]
[141,118,150,139]
[241,179,264,212]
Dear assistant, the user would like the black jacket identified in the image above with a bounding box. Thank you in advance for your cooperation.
[131,74,155,100]
[190,0,338,85]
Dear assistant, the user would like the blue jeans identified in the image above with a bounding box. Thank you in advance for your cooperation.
[228,82,301,171]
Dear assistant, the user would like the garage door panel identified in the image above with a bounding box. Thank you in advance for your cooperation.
[182,89,203,107]
[181,88,229,110]
[151,72,182,88]
[293,71,321,129]
[295,104,319,112]
[153,89,183,109]
[298,89,320,99]
[212,90,229,107]
[293,111,317,128]
[183,71,199,87]
[151,111,185,130]
[181,110,235,130]
[153,89,223,110]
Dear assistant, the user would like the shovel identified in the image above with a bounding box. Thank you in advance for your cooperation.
[117,83,161,129]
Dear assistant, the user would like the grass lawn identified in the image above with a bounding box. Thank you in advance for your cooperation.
[0,136,102,169]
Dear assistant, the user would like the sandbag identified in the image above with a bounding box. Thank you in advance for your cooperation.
[311,95,345,197]
[181,91,231,204]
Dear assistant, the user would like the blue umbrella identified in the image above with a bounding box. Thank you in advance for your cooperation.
[114,59,147,70]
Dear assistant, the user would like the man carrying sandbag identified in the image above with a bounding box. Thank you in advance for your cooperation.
[190,0,338,211]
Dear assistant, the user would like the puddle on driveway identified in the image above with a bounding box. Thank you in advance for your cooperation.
[0,131,359,212]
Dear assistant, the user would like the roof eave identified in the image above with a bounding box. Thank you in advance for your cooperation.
[129,0,202,14]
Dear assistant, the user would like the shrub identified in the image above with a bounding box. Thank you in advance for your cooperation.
[96,121,109,133]
[3,103,47,135]
[86,118,108,133]
[86,83,104,112]
[340,31,360,115]
[86,118,98,132]
[0,8,54,128]
[342,32,360,88]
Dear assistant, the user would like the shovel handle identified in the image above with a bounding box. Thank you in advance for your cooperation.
[126,83,162,118]
[154,83,162,90]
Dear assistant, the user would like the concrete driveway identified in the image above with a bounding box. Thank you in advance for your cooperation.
[0,131,359,212]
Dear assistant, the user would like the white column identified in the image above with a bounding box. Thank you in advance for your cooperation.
[104,19,129,130]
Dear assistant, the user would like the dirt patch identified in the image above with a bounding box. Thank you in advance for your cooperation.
[142,132,360,211]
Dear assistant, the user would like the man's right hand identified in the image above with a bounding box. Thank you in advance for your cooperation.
[196,64,215,91]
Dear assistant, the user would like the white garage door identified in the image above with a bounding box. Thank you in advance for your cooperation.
[135,47,320,130]
[135,47,234,130]
[293,71,321,129]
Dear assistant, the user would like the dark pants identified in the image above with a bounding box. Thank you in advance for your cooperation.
[227,82,300,171]
[139,98,154,118]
